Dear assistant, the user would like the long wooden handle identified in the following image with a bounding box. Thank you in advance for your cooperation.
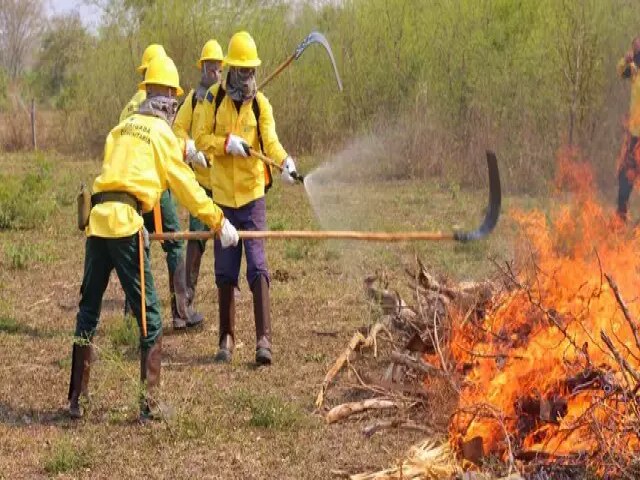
[258,55,295,90]
[138,229,147,338]
[249,148,283,171]
[150,230,453,242]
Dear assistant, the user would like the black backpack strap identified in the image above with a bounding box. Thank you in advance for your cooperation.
[191,90,198,110]
[212,85,226,132]
[252,97,264,153]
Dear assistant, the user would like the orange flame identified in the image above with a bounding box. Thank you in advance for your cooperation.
[448,147,640,471]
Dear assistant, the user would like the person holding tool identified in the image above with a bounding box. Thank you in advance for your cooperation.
[173,39,224,319]
[68,55,239,420]
[121,43,204,330]
[193,31,299,366]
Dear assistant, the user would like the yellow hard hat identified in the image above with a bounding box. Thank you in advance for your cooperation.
[224,31,261,68]
[197,39,224,69]
[138,55,184,96]
[137,44,167,73]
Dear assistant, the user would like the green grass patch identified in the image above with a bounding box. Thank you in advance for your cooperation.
[42,437,91,475]
[106,315,139,351]
[0,156,57,230]
[284,241,310,261]
[0,315,57,337]
[3,242,53,269]
[231,389,304,430]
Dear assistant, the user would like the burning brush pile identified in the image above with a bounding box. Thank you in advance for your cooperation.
[327,151,640,479]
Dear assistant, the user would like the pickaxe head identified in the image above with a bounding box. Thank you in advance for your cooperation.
[294,31,343,91]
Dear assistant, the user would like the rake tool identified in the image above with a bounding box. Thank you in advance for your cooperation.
[258,31,343,91]
[149,151,501,243]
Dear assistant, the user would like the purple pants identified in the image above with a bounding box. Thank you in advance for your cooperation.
[214,197,269,288]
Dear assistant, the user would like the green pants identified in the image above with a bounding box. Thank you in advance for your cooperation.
[143,190,184,274]
[76,234,162,348]
[188,187,212,253]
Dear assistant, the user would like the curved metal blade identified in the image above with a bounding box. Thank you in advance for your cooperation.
[453,151,502,242]
[294,31,343,91]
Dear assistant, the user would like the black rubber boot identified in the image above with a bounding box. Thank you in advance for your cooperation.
[252,276,272,366]
[214,284,235,363]
[170,261,203,330]
[68,343,94,419]
[185,241,204,309]
[139,336,164,421]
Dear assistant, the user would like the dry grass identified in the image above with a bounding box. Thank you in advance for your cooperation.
[0,150,597,478]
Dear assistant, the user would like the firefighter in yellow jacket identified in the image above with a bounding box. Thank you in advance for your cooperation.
[121,44,204,329]
[193,31,299,366]
[68,55,239,420]
[616,36,640,221]
[173,39,224,317]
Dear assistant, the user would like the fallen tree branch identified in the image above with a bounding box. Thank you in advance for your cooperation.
[600,330,640,385]
[362,419,433,437]
[315,322,387,409]
[326,398,399,424]
[390,351,448,378]
[605,273,640,357]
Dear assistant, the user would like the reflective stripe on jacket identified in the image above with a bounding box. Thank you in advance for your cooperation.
[193,84,288,208]
[87,113,224,238]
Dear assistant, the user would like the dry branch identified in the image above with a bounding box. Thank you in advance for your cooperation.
[390,351,448,378]
[605,273,640,354]
[316,322,386,408]
[326,398,399,424]
[362,419,433,437]
[600,330,640,385]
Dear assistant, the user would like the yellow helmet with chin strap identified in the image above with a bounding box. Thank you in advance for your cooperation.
[224,31,261,68]
[197,39,224,69]
[137,44,167,73]
[138,55,184,96]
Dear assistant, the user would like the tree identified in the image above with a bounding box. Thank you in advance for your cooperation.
[32,14,91,107]
[0,0,46,79]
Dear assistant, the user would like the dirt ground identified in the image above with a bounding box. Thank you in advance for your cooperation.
[0,151,522,478]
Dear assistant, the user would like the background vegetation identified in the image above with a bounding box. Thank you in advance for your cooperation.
[2,0,640,191]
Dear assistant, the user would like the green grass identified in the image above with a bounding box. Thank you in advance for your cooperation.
[231,389,305,430]
[106,315,139,351]
[0,155,58,230]
[3,242,54,270]
[42,437,91,475]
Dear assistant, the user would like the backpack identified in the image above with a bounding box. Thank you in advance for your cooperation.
[206,86,272,192]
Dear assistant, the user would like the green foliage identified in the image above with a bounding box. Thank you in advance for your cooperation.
[31,14,92,109]
[42,437,91,474]
[0,316,20,334]
[3,243,48,269]
[231,389,303,430]
[60,0,640,191]
[106,315,139,350]
[0,156,57,230]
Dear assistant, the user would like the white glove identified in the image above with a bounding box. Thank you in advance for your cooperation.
[185,140,208,168]
[224,134,250,157]
[193,151,208,168]
[280,156,297,185]
[185,139,197,162]
[219,218,239,248]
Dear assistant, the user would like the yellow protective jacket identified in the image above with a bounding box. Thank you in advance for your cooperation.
[120,90,146,123]
[87,113,224,238]
[618,57,640,136]
[193,84,288,208]
[173,89,212,189]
